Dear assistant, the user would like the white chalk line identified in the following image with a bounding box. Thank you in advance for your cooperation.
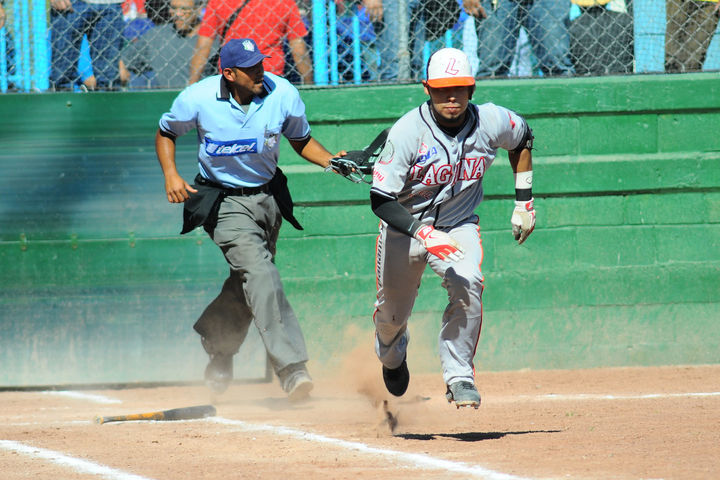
[12,389,716,480]
[5,420,93,427]
[498,391,720,403]
[211,417,531,480]
[42,391,122,404]
[0,439,154,480]
[207,391,720,479]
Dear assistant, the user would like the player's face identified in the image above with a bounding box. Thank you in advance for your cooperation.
[424,84,473,127]
[222,62,265,101]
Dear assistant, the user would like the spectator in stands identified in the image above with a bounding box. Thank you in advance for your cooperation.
[569,0,634,75]
[188,0,312,84]
[470,0,575,77]
[665,0,720,72]
[364,0,472,82]
[119,0,218,88]
[337,4,377,82]
[307,0,377,83]
[50,0,126,90]
[361,0,421,81]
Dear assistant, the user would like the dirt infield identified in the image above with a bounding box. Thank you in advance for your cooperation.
[1,358,718,479]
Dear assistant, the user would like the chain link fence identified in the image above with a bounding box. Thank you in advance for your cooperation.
[1,0,719,92]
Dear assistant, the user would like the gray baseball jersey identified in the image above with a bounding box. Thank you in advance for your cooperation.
[371,101,529,228]
[371,100,529,387]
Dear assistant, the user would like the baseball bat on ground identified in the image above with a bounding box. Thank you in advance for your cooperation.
[94,404,216,424]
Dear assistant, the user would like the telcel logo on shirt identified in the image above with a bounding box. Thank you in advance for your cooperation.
[205,137,258,156]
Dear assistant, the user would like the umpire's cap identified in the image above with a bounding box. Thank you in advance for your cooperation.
[426,48,475,88]
[220,38,270,70]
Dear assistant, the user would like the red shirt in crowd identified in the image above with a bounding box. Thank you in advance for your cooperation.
[197,0,308,75]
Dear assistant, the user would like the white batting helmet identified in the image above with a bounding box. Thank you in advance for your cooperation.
[426,48,475,88]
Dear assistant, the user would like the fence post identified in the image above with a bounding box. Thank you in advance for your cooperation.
[352,14,361,84]
[21,0,31,90]
[32,0,49,91]
[0,28,7,92]
[634,0,664,73]
[397,0,410,80]
[328,0,338,85]
[704,23,720,70]
[462,15,479,76]
[312,0,328,85]
[12,0,24,90]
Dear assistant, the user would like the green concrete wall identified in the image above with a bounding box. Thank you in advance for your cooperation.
[1,73,719,387]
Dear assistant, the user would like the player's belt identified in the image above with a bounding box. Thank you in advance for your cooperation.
[195,174,270,196]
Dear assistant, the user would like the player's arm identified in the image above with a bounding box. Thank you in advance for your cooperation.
[370,192,464,262]
[155,128,197,203]
[508,123,535,245]
[288,136,346,169]
[371,192,422,236]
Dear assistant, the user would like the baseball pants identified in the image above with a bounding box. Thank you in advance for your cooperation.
[374,221,484,386]
[193,192,309,374]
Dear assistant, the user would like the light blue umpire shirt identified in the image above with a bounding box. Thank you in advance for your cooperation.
[158,72,311,188]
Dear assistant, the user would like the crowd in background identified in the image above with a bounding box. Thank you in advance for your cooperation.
[0,0,719,91]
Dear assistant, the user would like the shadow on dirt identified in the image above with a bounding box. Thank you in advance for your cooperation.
[396,430,562,442]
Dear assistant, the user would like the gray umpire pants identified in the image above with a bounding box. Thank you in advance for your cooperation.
[193,192,309,374]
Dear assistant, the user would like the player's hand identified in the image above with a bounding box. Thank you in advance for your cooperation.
[165,173,198,203]
[414,225,465,262]
[511,198,536,245]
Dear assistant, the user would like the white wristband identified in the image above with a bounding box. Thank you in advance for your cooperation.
[515,170,533,190]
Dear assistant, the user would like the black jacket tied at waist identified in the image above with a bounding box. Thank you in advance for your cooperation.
[180,168,303,234]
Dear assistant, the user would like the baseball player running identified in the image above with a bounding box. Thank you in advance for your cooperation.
[370,47,535,408]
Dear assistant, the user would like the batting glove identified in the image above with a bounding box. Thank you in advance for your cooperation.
[414,225,465,262]
[511,198,536,245]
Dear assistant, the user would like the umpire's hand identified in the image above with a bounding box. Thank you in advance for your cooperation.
[165,173,198,203]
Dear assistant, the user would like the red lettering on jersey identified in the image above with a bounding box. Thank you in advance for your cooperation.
[377,154,393,166]
[436,164,453,184]
[460,158,473,181]
[507,111,516,129]
[420,165,437,185]
[408,164,425,182]
[373,170,385,182]
[455,157,485,182]
[469,157,486,179]
[417,190,434,199]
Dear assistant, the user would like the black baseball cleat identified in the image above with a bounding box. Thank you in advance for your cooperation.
[382,357,409,397]
[204,353,233,394]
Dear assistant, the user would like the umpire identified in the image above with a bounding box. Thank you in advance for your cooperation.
[154,38,345,400]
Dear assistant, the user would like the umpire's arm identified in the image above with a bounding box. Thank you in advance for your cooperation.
[155,128,198,203]
[288,136,346,169]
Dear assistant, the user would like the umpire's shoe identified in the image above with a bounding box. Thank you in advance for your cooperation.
[446,381,481,409]
[204,353,233,394]
[279,362,314,402]
[382,357,409,397]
